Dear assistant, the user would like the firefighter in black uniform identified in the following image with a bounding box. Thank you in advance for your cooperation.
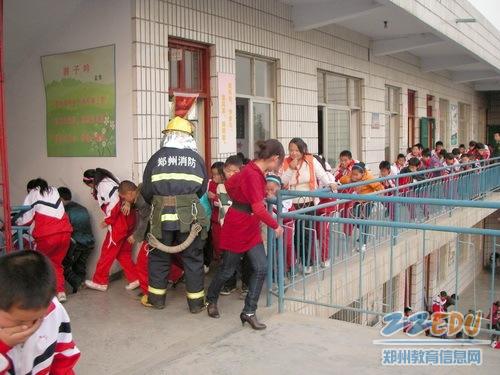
[141,116,209,313]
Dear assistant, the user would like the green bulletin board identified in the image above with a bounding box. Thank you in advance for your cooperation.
[41,45,116,157]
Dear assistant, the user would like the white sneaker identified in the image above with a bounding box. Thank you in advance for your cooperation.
[125,280,140,291]
[57,292,67,303]
[321,259,331,268]
[304,266,313,275]
[84,280,108,292]
[204,265,210,274]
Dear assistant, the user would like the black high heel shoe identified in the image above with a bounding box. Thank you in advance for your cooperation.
[240,313,266,330]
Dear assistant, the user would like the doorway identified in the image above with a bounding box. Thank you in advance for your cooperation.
[168,38,211,165]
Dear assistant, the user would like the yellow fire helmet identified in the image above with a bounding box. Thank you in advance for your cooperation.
[162,116,194,135]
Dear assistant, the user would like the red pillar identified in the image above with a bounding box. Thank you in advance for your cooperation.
[0,0,13,251]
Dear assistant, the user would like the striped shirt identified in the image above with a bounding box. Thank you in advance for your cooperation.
[0,298,80,375]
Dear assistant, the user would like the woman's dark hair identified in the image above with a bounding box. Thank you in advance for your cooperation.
[210,162,225,180]
[256,139,285,162]
[83,168,119,186]
[469,140,476,148]
[352,162,366,173]
[83,168,119,199]
[445,153,455,160]
[451,148,460,156]
[26,178,50,196]
[435,141,444,147]
[289,138,309,155]
[397,153,405,159]
[459,144,465,148]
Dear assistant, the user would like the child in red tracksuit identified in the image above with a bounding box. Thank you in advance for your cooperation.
[118,180,184,296]
[17,179,73,303]
[83,168,139,292]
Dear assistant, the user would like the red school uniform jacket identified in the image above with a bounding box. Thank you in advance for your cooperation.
[96,178,136,242]
[17,187,72,239]
[0,298,80,375]
[220,161,278,253]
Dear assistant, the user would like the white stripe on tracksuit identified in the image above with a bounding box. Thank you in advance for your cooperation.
[17,187,65,226]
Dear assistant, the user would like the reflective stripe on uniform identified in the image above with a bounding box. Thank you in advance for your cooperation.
[151,173,204,184]
[186,290,205,300]
[161,213,179,221]
[148,286,167,295]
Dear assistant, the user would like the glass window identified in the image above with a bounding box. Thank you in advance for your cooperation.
[253,102,271,147]
[385,86,400,114]
[169,48,181,89]
[326,109,350,166]
[391,88,400,113]
[317,73,325,103]
[326,75,347,106]
[254,59,274,98]
[348,78,360,107]
[236,55,252,95]
[184,50,201,90]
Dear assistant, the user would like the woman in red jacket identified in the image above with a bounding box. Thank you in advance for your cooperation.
[206,139,285,330]
[17,178,73,302]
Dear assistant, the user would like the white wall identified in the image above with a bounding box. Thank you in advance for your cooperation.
[132,0,486,175]
[5,0,133,275]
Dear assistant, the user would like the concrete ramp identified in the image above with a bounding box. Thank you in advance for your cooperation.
[67,280,499,375]
[141,312,499,375]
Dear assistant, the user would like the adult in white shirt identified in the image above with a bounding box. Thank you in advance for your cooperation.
[281,138,336,274]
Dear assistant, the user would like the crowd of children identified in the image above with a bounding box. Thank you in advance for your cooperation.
[3,133,498,372]
[15,137,493,299]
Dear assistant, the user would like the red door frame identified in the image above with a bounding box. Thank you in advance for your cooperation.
[408,90,416,146]
[168,38,211,168]
[0,0,12,251]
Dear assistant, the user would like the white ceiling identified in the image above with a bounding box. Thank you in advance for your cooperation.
[286,0,500,91]
[337,5,431,40]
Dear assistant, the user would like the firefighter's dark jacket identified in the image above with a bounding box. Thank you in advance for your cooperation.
[141,147,209,239]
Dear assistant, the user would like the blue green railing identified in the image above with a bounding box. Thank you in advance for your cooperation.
[266,157,500,337]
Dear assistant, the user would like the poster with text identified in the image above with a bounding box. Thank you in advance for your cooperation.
[41,45,116,157]
[217,73,236,154]
[450,103,458,147]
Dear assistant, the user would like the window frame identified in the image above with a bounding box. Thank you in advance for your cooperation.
[235,53,276,157]
[168,40,208,97]
[317,71,361,110]
[318,71,362,163]
[236,53,276,100]
[385,85,401,161]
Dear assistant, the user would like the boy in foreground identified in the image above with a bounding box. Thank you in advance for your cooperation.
[0,251,80,374]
